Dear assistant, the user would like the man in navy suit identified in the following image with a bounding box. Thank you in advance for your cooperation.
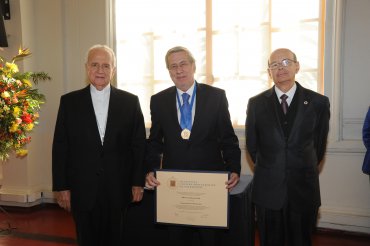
[246,48,330,246]
[145,46,241,246]
[52,45,146,246]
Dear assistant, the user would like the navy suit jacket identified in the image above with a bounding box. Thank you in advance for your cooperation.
[52,85,146,211]
[246,82,330,211]
[146,83,241,174]
[362,107,370,174]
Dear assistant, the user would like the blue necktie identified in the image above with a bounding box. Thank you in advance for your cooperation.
[180,93,192,130]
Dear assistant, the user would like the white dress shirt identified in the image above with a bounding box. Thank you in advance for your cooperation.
[176,82,196,124]
[90,84,110,144]
[274,82,297,106]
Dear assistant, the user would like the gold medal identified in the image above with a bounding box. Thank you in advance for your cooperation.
[181,129,191,140]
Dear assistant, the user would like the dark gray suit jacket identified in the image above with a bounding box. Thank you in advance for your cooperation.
[52,85,146,211]
[246,82,330,211]
[146,83,241,174]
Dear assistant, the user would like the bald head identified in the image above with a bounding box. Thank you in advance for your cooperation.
[267,48,300,92]
[268,48,297,65]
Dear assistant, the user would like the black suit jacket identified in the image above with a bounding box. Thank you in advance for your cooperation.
[146,83,241,174]
[52,85,146,211]
[246,82,330,211]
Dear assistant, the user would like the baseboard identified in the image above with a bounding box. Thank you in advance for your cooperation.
[0,188,55,207]
[316,227,370,239]
[0,188,369,235]
[318,207,370,234]
[0,199,42,207]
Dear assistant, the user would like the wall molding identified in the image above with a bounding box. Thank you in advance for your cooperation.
[0,185,369,234]
[0,187,55,207]
[324,0,346,145]
[318,207,370,234]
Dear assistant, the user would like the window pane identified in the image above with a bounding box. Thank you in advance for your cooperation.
[116,0,205,125]
[213,33,238,77]
[271,0,319,26]
[115,0,322,126]
[214,78,268,126]
[296,71,318,92]
[213,0,269,30]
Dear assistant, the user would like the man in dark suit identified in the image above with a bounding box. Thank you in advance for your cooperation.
[145,46,241,246]
[52,45,146,246]
[246,48,330,246]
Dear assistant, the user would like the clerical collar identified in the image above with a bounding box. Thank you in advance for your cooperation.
[90,84,111,95]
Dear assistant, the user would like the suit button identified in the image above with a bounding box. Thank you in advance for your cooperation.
[283,121,288,125]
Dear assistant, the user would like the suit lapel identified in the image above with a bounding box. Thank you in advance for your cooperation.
[288,83,309,140]
[81,86,102,147]
[265,87,285,138]
[167,86,182,132]
[103,86,116,147]
[191,82,202,137]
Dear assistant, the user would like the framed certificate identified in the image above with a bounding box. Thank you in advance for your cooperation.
[155,169,230,228]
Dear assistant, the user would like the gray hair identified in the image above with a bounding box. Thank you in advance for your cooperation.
[86,44,116,67]
[165,46,195,69]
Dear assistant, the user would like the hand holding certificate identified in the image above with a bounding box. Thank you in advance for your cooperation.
[155,170,229,228]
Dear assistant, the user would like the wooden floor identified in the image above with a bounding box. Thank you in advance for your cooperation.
[0,204,368,246]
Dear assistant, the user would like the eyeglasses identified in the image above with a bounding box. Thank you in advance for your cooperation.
[168,61,191,71]
[268,59,296,70]
[88,63,113,71]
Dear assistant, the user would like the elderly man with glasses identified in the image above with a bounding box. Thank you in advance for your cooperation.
[245,48,330,246]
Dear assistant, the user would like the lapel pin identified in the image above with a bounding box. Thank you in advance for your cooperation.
[304,101,308,105]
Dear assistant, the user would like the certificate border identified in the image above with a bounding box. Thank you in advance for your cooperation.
[154,169,230,229]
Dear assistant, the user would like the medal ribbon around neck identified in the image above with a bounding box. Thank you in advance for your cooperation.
[176,83,197,131]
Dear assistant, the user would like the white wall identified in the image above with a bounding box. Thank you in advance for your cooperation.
[0,0,112,204]
[0,0,369,234]
[320,0,370,233]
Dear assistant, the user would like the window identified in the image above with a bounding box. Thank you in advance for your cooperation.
[115,0,325,126]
